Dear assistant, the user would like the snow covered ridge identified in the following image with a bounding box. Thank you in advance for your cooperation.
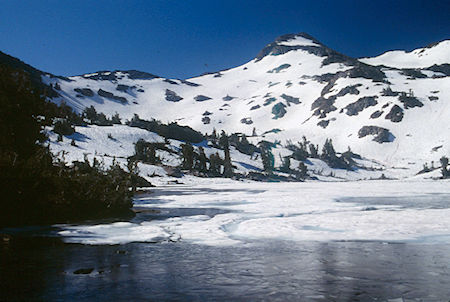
[31,32,450,174]
[359,40,450,68]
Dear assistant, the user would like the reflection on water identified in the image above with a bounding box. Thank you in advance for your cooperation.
[1,237,450,301]
[2,186,450,301]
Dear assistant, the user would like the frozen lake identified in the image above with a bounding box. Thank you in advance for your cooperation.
[59,180,450,245]
[1,180,450,301]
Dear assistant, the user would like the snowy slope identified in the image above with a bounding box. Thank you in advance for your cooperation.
[41,33,449,176]
[360,40,450,68]
[46,124,395,184]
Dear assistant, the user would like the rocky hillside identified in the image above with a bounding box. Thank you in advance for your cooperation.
[3,33,449,176]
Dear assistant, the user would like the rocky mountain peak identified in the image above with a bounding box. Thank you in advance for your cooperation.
[79,70,160,81]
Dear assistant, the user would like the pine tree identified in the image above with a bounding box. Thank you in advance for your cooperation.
[208,152,222,176]
[280,155,291,173]
[209,128,218,146]
[441,156,449,179]
[321,138,336,160]
[223,145,233,178]
[134,139,158,163]
[296,162,308,180]
[83,105,98,123]
[219,130,228,149]
[197,147,207,172]
[111,112,121,124]
[309,143,319,158]
[258,141,274,174]
[181,143,194,170]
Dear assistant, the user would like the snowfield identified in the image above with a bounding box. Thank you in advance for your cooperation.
[359,40,450,68]
[58,180,450,246]
[43,33,450,176]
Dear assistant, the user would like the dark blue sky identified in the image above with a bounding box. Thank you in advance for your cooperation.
[1,0,449,79]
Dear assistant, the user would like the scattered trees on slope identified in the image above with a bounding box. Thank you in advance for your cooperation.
[0,65,135,227]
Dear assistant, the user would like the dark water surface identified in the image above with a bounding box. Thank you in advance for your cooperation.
[1,236,450,301]
[1,187,450,301]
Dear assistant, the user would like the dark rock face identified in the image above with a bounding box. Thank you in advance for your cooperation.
[345,96,378,116]
[346,64,386,82]
[163,79,178,85]
[125,70,159,80]
[315,65,386,84]
[240,118,253,125]
[399,95,423,109]
[385,105,404,122]
[180,80,201,87]
[336,84,361,97]
[97,89,128,103]
[250,105,261,110]
[317,120,330,128]
[280,94,300,105]
[116,84,131,92]
[428,96,439,101]
[426,64,450,76]
[82,71,118,81]
[74,88,94,97]
[222,95,235,101]
[201,116,211,124]
[370,110,383,119]
[311,96,337,118]
[256,43,304,62]
[381,87,399,96]
[264,97,277,106]
[165,89,183,102]
[272,103,287,119]
[194,95,212,102]
[358,126,395,143]
[401,69,427,79]
[202,111,212,116]
[82,70,159,81]
[267,64,291,73]
[314,72,342,84]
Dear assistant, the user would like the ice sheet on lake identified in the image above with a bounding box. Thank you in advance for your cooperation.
[57,180,450,245]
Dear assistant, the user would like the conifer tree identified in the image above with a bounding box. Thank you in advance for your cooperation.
[181,143,194,170]
[197,147,207,172]
[296,162,308,180]
[219,130,228,149]
[111,112,121,124]
[280,155,291,173]
[441,156,449,179]
[258,141,274,174]
[223,145,233,178]
[309,143,319,158]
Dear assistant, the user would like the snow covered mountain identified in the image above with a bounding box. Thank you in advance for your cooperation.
[41,32,448,175]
